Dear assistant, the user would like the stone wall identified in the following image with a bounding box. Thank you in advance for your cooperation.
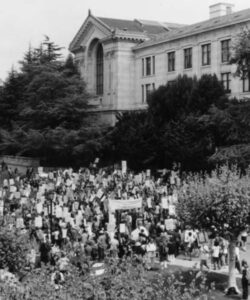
[0,155,40,174]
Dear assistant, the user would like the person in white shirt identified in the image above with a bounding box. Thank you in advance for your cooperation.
[212,241,220,270]
[200,244,210,271]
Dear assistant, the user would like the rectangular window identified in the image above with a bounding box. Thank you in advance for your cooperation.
[142,56,155,76]
[142,83,155,103]
[221,72,231,93]
[152,56,155,75]
[145,84,151,101]
[168,80,176,87]
[184,48,192,69]
[168,51,175,72]
[243,71,250,92]
[221,39,231,63]
[146,57,151,76]
[202,44,211,66]
[141,85,145,103]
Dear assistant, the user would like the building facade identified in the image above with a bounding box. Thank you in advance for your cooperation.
[69,3,250,125]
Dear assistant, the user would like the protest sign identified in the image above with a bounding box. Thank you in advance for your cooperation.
[89,175,95,183]
[122,161,127,174]
[0,200,4,216]
[14,191,21,199]
[165,219,176,231]
[20,197,27,205]
[161,197,169,209]
[10,186,17,193]
[96,189,103,199]
[38,167,43,174]
[9,179,15,186]
[109,198,142,211]
[35,216,42,228]
[169,204,176,216]
[16,217,24,229]
[119,223,126,233]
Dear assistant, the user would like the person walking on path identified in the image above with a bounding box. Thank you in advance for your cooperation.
[241,260,249,300]
[199,244,210,271]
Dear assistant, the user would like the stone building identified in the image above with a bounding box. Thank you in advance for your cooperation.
[69,3,250,125]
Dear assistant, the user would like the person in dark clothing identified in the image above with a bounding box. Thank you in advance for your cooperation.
[241,260,249,300]
[40,236,51,265]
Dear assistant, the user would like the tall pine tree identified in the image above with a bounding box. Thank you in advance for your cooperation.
[0,38,103,166]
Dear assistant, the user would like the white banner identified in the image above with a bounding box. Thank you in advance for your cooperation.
[109,198,142,211]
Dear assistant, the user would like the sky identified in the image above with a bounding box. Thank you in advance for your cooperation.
[0,0,250,81]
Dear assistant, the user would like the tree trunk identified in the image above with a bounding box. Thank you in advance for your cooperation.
[225,240,240,295]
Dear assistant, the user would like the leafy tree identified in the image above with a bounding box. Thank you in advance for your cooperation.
[231,27,250,80]
[102,111,160,170]
[208,100,250,168]
[0,38,103,166]
[148,74,227,125]
[177,165,250,294]
[105,74,229,171]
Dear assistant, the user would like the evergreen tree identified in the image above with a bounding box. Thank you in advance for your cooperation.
[0,38,102,166]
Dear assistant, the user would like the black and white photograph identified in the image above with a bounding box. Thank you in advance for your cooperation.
[0,0,250,299]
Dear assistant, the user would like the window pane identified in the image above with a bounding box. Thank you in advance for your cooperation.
[243,71,250,92]
[152,56,155,74]
[221,72,231,92]
[202,44,211,66]
[168,52,175,72]
[221,40,230,63]
[184,48,192,69]
[146,57,151,75]
[141,85,144,103]
[145,84,152,102]
[96,44,103,95]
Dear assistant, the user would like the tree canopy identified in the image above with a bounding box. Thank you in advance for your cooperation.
[104,74,231,171]
[0,39,103,166]
[177,164,250,292]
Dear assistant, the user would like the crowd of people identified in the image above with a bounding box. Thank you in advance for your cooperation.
[0,161,249,291]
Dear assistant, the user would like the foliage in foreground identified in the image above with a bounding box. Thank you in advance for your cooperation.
[0,257,216,300]
[0,226,30,274]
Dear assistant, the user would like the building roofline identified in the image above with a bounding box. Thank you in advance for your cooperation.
[133,8,250,51]
[69,12,112,52]
[209,2,234,8]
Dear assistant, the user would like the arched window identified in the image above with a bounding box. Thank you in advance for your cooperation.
[96,44,103,95]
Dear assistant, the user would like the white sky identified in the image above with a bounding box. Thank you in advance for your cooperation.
[0,0,249,81]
